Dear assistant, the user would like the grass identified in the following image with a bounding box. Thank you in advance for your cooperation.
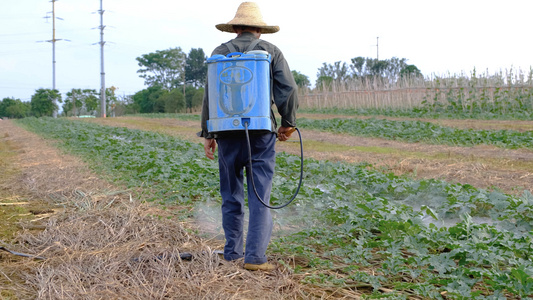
[0,130,102,243]
[0,134,28,242]
[0,131,46,299]
[0,133,19,179]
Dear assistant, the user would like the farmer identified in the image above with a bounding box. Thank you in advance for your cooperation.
[199,2,298,271]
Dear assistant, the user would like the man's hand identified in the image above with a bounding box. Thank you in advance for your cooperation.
[204,138,217,160]
[277,126,295,142]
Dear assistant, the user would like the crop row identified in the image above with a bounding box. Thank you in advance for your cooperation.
[17,117,533,299]
[134,113,533,150]
[296,117,533,150]
[300,107,533,121]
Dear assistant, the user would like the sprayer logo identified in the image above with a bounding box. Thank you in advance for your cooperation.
[219,66,253,85]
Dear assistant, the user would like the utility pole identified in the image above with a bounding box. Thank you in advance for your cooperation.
[44,0,64,118]
[99,0,106,118]
[376,37,379,60]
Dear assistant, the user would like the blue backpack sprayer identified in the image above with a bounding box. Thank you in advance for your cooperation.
[206,47,303,209]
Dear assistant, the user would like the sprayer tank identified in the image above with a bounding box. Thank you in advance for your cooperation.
[206,50,272,133]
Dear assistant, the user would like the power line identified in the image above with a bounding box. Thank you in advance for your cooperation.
[0,31,49,37]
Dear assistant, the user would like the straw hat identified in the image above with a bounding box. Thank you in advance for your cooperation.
[215,2,280,34]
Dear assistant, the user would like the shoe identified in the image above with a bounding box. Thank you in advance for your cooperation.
[243,262,275,271]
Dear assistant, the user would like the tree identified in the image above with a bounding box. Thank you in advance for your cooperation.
[368,59,389,77]
[184,85,202,113]
[1,97,17,117]
[132,85,166,113]
[136,48,186,90]
[0,97,30,119]
[63,90,81,116]
[6,101,31,118]
[292,70,310,88]
[112,94,137,116]
[356,57,412,79]
[84,90,99,114]
[160,88,185,113]
[315,76,333,90]
[62,88,118,117]
[63,89,99,116]
[31,89,61,117]
[350,56,367,78]
[102,87,119,117]
[400,64,422,78]
[317,61,349,83]
[386,57,408,79]
[190,88,204,112]
[185,48,207,88]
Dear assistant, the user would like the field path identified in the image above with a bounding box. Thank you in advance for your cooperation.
[86,115,533,195]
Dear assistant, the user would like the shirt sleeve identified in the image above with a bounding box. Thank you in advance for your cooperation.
[271,49,298,128]
[198,78,213,138]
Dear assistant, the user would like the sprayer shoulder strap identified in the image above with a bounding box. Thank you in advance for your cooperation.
[225,39,261,53]
[246,39,261,52]
[225,42,237,53]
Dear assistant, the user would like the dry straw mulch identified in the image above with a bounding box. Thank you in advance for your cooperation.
[0,121,305,299]
[16,202,300,299]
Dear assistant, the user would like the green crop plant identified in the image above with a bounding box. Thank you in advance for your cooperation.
[295,117,533,150]
[17,117,533,299]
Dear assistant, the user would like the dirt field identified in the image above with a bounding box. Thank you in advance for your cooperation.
[1,115,532,299]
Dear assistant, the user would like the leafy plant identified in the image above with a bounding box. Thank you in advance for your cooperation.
[296,117,533,149]
[17,117,533,298]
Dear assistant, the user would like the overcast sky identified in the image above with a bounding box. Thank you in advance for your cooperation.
[1,0,532,102]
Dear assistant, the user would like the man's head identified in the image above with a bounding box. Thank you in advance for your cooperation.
[216,2,279,34]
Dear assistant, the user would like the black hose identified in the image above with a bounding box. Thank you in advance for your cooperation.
[244,123,303,209]
[0,246,46,260]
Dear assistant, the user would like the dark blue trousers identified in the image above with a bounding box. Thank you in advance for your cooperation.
[216,133,276,264]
